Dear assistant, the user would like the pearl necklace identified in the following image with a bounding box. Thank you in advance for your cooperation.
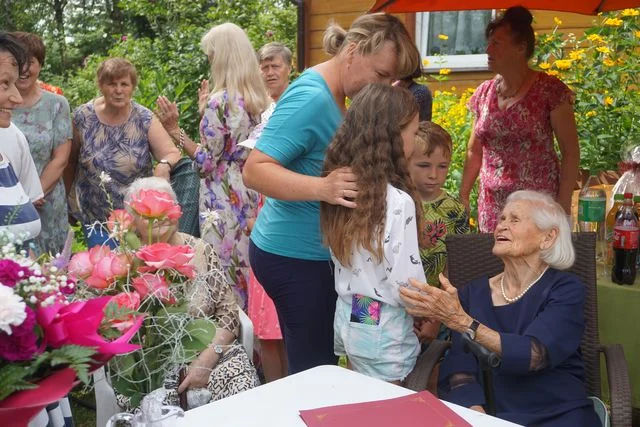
[500,267,549,304]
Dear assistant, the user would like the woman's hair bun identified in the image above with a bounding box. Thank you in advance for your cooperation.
[323,22,347,56]
[503,6,533,26]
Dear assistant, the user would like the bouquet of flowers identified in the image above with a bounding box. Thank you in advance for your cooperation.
[0,231,143,423]
[69,188,216,408]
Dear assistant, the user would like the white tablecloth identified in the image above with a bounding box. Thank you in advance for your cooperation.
[178,365,521,426]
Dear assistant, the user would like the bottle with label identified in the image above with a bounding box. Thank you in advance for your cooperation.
[606,193,625,267]
[612,192,639,285]
[635,195,640,267]
[578,173,607,265]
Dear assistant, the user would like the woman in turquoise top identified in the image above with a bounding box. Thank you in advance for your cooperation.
[10,32,71,255]
[243,13,421,374]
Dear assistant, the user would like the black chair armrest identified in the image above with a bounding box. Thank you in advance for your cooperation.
[404,339,451,392]
[600,343,633,427]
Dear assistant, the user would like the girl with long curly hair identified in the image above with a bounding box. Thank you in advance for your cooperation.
[320,83,428,383]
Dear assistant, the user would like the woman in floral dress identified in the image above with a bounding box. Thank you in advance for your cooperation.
[459,7,579,232]
[65,58,181,248]
[155,23,269,309]
[10,32,71,255]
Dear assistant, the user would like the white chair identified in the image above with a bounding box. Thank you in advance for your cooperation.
[94,308,254,426]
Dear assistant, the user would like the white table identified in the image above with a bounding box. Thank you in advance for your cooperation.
[179,365,521,426]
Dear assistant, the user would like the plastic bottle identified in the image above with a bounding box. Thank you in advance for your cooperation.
[612,192,639,285]
[578,173,607,264]
[606,193,625,266]
[635,195,640,267]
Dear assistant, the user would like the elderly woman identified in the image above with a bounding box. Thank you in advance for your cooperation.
[10,32,71,255]
[400,190,599,426]
[0,33,42,239]
[459,7,579,232]
[117,176,259,409]
[64,57,181,248]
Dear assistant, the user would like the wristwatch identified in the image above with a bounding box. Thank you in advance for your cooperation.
[157,159,173,169]
[466,319,480,340]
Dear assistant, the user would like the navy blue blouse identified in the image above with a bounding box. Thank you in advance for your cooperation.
[438,269,600,426]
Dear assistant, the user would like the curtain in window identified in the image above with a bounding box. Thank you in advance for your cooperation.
[418,11,493,57]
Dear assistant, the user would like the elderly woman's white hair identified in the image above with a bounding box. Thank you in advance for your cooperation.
[123,177,177,213]
[506,190,575,270]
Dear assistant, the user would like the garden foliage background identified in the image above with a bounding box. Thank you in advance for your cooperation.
[1,3,638,220]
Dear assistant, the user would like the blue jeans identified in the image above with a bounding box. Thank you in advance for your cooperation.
[249,240,338,374]
[83,224,118,249]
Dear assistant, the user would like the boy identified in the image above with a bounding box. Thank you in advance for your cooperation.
[409,122,469,345]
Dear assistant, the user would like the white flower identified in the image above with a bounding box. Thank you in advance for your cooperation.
[0,284,27,335]
[99,171,113,184]
[200,210,222,226]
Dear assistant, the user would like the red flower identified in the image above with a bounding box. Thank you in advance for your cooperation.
[136,243,195,278]
[106,209,134,234]
[127,189,182,220]
[110,292,141,332]
[0,306,40,361]
[0,259,33,287]
[131,273,173,303]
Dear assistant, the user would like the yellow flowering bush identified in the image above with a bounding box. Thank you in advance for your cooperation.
[533,9,639,172]
[415,9,639,224]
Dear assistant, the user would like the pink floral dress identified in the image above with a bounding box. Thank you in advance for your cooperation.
[195,90,260,310]
[469,73,574,232]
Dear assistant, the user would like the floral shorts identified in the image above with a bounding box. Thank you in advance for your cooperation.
[334,295,419,382]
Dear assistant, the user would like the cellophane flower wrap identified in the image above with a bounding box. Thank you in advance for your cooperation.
[0,230,143,422]
[69,185,216,408]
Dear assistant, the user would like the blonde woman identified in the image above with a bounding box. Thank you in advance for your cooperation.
[156,23,269,310]
[242,13,420,374]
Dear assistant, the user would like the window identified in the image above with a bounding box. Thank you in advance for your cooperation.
[416,11,495,72]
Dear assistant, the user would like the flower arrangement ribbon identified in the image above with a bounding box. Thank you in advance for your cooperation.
[36,296,143,355]
[0,368,76,426]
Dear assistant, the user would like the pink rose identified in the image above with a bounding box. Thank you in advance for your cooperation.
[131,273,173,303]
[37,297,142,355]
[136,243,195,278]
[68,252,93,279]
[107,209,134,234]
[85,254,129,289]
[110,292,141,332]
[89,245,111,265]
[127,189,182,220]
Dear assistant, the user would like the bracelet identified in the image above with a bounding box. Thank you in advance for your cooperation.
[178,128,185,150]
[157,159,173,170]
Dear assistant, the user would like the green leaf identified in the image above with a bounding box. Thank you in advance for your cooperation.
[0,364,37,400]
[181,318,216,359]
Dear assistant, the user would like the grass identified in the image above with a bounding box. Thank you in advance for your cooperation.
[69,388,96,427]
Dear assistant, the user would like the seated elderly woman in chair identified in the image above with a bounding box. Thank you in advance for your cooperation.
[116,177,259,410]
[400,190,599,427]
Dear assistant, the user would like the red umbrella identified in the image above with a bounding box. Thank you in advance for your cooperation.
[370,0,640,14]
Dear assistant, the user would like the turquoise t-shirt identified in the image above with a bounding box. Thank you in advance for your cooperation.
[251,69,343,260]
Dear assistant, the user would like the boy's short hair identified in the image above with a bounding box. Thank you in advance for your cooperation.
[414,121,452,158]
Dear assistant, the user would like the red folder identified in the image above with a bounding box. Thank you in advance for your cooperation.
[299,391,472,427]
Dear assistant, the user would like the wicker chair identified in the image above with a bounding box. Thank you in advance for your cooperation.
[405,232,633,427]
